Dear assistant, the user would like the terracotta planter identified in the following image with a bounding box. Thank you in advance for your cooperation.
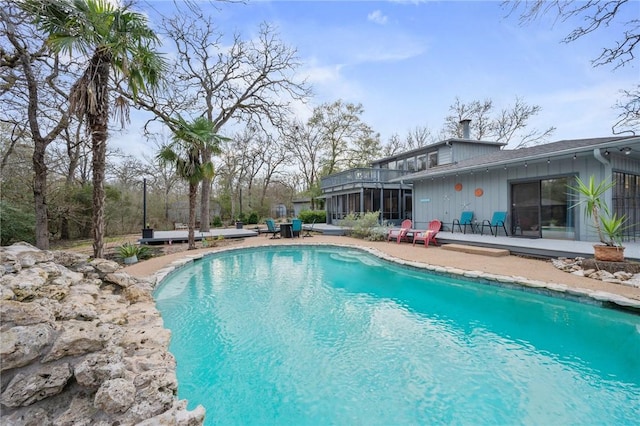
[593,245,625,262]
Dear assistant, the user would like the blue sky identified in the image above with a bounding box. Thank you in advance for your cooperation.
[118,0,638,155]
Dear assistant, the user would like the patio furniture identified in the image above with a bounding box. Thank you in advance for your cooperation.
[303,219,316,237]
[387,219,412,243]
[280,222,293,238]
[413,220,442,247]
[480,211,508,236]
[292,218,302,238]
[452,211,474,234]
[265,219,281,239]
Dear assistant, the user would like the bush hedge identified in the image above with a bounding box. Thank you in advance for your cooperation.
[298,210,326,224]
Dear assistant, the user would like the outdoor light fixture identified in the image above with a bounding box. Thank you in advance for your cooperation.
[621,147,632,155]
[524,162,528,168]
[547,158,550,164]
[604,149,610,156]
[573,153,577,160]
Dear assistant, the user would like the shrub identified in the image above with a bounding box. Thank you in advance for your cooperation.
[247,212,259,225]
[116,242,150,260]
[212,216,223,227]
[298,210,326,224]
[0,201,35,245]
[339,211,381,240]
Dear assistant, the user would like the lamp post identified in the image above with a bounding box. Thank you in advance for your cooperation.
[142,178,153,239]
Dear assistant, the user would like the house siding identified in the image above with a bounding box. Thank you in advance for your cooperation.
[413,151,639,243]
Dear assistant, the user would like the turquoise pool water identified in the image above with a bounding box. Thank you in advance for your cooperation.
[154,246,640,425]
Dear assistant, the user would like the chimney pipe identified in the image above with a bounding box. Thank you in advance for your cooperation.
[460,119,471,139]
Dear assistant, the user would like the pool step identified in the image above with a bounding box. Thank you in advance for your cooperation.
[442,244,510,257]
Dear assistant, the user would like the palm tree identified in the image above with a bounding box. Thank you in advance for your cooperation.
[158,116,223,250]
[20,0,165,258]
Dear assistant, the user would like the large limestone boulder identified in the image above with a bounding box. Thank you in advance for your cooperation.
[0,243,204,425]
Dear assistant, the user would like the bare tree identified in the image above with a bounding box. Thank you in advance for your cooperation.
[505,0,638,69]
[382,133,405,157]
[282,120,324,209]
[133,5,311,231]
[442,98,494,140]
[405,125,436,150]
[1,4,70,249]
[256,133,289,210]
[613,87,640,135]
[505,0,639,134]
[442,96,555,148]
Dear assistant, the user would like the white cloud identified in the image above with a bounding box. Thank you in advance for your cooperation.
[367,10,388,25]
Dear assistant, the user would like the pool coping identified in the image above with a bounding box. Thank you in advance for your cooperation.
[150,243,640,314]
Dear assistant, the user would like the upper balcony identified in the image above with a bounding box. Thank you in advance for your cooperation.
[321,168,413,191]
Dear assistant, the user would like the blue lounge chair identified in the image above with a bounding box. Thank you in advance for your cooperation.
[481,211,508,236]
[265,219,281,239]
[452,211,474,234]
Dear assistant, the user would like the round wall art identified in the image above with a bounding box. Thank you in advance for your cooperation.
[454,183,463,192]
[475,188,484,197]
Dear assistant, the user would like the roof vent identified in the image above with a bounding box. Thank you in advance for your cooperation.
[459,119,471,139]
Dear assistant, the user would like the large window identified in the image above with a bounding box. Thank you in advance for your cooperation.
[613,171,640,241]
[428,152,438,168]
[417,155,427,171]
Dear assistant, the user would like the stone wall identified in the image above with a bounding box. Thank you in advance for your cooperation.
[0,243,205,425]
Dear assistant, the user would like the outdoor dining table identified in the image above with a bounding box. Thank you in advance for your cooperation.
[280,222,293,238]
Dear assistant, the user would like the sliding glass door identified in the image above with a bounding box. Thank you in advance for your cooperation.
[511,177,574,239]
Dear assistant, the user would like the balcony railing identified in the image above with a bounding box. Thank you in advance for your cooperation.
[321,168,412,189]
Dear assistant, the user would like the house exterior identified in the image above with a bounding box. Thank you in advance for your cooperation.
[402,135,639,243]
[321,133,640,244]
[321,136,506,225]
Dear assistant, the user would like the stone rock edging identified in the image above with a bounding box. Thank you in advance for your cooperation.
[551,257,640,288]
[0,242,205,425]
[152,243,640,313]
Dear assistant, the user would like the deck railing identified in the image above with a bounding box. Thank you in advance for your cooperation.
[321,168,412,189]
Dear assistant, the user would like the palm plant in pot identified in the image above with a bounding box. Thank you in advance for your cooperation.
[569,176,627,262]
[117,243,141,265]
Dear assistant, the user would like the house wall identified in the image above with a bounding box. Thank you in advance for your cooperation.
[449,143,501,164]
[412,151,639,242]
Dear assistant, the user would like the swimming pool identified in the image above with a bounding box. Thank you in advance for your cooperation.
[154,246,640,425]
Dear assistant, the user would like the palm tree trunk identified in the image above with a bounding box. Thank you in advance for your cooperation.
[199,175,211,232]
[199,144,213,232]
[88,53,111,259]
[188,182,197,250]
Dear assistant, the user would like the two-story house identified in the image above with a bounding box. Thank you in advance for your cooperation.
[321,123,639,244]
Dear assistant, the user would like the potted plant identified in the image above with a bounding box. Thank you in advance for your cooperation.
[117,242,140,265]
[569,176,626,262]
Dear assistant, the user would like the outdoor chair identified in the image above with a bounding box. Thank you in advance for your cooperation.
[292,218,303,238]
[480,211,508,237]
[303,219,316,237]
[452,211,474,234]
[265,219,281,239]
[387,219,412,243]
[413,220,442,247]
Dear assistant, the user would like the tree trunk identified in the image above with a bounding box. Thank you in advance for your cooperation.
[199,175,211,232]
[32,139,49,250]
[88,53,111,259]
[188,182,197,249]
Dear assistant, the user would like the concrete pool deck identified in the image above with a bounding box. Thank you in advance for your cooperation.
[122,235,640,307]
